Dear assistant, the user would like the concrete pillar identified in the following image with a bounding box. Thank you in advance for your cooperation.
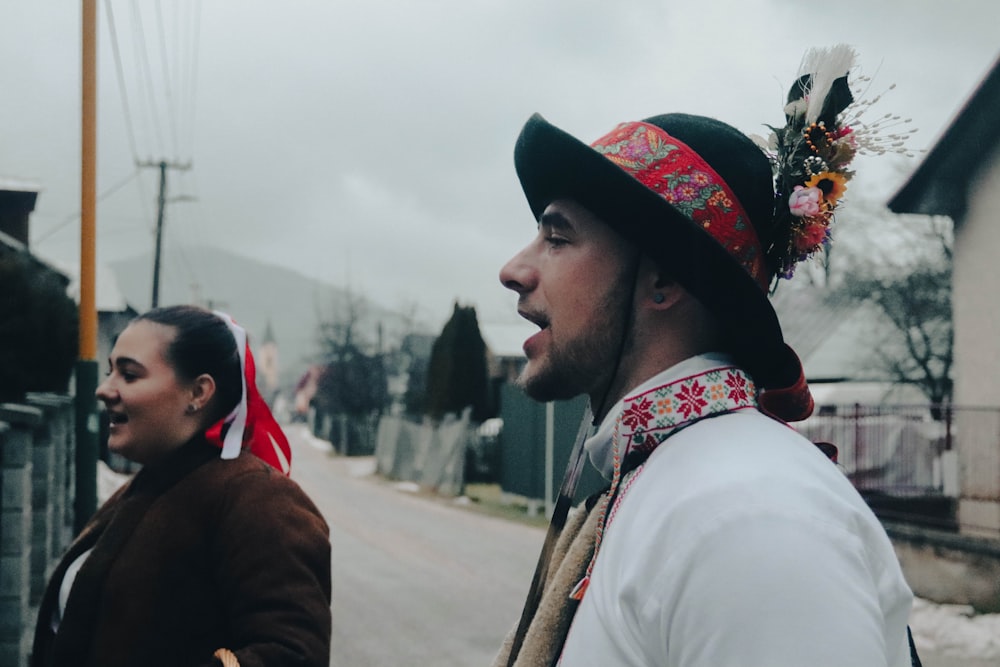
[26,395,74,556]
[0,404,50,610]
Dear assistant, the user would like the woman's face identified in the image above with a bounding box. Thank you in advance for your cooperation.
[96,320,201,465]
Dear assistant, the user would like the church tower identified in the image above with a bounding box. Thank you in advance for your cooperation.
[256,319,280,405]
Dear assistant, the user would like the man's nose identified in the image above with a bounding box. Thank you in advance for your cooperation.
[499,246,535,294]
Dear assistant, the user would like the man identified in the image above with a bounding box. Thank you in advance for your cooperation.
[493,48,916,667]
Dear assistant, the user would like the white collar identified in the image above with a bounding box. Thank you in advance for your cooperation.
[584,352,737,479]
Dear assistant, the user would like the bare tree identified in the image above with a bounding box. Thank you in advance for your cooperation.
[313,291,389,452]
[843,214,953,409]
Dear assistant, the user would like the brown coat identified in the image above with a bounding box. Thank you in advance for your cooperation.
[32,438,331,667]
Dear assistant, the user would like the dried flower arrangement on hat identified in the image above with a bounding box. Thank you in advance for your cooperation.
[756,44,917,282]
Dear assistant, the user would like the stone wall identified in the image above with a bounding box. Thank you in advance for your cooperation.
[886,521,1000,613]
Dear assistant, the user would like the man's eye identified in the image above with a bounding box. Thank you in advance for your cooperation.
[545,235,568,247]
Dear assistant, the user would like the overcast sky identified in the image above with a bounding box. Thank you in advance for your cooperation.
[2,0,997,331]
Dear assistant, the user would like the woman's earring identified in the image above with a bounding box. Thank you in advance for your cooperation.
[186,403,199,414]
[653,293,665,304]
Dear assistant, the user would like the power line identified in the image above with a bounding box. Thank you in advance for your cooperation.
[131,3,166,157]
[87,0,203,291]
[180,0,202,160]
[103,0,140,164]
[33,170,142,246]
[154,0,181,160]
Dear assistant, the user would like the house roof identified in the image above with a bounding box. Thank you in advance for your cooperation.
[889,54,1000,218]
[0,229,69,281]
[0,228,29,253]
[772,284,899,383]
[0,176,42,193]
[53,259,134,313]
[771,285,855,366]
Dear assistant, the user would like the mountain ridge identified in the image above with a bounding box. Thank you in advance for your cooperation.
[108,244,422,387]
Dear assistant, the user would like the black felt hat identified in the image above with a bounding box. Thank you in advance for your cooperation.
[513,112,813,420]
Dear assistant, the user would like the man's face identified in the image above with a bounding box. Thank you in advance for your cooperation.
[499,199,636,402]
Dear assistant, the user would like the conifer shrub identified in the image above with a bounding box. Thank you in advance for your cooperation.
[425,303,491,423]
[0,250,78,402]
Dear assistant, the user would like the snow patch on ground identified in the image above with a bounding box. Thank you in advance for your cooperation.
[285,422,334,452]
[346,457,377,478]
[394,481,421,493]
[910,597,1000,660]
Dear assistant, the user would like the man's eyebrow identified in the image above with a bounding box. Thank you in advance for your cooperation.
[539,209,572,231]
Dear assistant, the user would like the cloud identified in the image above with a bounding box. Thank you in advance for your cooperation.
[2,0,998,332]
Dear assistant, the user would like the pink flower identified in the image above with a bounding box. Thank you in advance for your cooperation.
[794,222,828,253]
[788,186,822,217]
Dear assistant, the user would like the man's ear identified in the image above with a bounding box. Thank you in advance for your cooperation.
[646,265,684,310]
[190,373,217,411]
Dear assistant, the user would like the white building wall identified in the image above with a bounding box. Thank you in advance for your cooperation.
[956,146,1000,408]
[954,145,1000,535]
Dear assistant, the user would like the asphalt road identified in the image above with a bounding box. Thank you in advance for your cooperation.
[287,425,543,667]
[285,425,996,667]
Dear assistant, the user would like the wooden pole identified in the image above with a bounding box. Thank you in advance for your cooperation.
[80,0,97,361]
[75,0,99,530]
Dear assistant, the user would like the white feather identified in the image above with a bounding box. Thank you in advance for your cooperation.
[799,44,857,124]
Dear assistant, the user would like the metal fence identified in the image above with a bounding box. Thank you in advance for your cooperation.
[794,404,1000,534]
[495,396,1000,534]
[795,404,953,496]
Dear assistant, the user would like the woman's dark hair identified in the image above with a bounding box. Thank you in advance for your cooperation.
[136,305,242,423]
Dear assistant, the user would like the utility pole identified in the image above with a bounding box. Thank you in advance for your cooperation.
[76,0,99,531]
[137,159,192,308]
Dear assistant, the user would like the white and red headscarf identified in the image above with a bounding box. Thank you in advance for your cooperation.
[205,312,292,475]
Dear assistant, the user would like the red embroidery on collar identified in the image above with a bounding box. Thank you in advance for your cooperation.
[618,366,758,461]
[570,366,758,602]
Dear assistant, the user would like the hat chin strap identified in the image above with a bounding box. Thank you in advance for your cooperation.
[590,252,643,423]
[506,251,639,664]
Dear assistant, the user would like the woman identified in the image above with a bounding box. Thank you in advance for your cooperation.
[32,305,331,667]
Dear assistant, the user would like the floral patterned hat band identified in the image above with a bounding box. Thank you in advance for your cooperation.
[590,121,770,291]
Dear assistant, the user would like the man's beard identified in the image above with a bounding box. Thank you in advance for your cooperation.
[517,277,632,405]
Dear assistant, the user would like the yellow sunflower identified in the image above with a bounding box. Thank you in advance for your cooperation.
[805,171,849,205]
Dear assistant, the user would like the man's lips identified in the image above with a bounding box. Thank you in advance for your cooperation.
[517,308,549,330]
[518,309,550,356]
[523,329,549,357]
